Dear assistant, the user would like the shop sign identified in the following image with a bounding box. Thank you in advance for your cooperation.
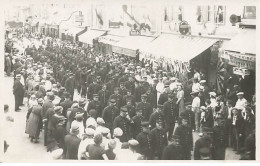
[179,21,190,35]
[75,15,84,22]
[225,51,255,70]
[109,21,123,28]
[233,67,250,76]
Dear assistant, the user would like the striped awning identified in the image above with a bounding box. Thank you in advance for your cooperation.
[140,34,218,62]
[78,29,106,45]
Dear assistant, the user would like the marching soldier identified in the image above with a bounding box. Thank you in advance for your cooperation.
[87,94,102,117]
[162,135,184,160]
[180,105,195,131]
[174,116,193,160]
[132,108,144,138]
[119,82,128,97]
[163,93,178,140]
[102,99,119,134]
[149,105,165,130]
[113,107,133,142]
[150,119,168,160]
[109,87,123,110]
[212,117,228,160]
[136,94,153,121]
[194,127,214,160]
[122,89,135,106]
[136,121,153,160]
[124,99,136,118]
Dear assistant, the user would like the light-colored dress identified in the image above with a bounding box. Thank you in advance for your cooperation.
[177,89,185,114]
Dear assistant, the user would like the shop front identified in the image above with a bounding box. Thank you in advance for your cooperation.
[98,34,125,56]
[140,33,219,92]
[220,29,256,100]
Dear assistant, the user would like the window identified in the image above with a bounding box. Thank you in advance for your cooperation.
[164,5,183,22]
[243,6,256,19]
[214,6,225,24]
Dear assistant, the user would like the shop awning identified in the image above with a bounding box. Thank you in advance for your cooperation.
[140,34,218,62]
[114,36,155,50]
[222,29,255,55]
[65,27,85,36]
[78,29,106,45]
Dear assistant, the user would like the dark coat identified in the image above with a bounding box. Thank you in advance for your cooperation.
[136,131,153,159]
[149,111,165,130]
[174,124,193,150]
[109,94,123,109]
[132,115,144,138]
[98,90,110,108]
[158,93,168,105]
[60,99,73,117]
[102,105,119,130]
[194,135,213,160]
[150,128,168,158]
[64,134,81,159]
[136,102,153,121]
[162,143,185,160]
[87,100,102,117]
[113,115,133,142]
[13,79,24,97]
[163,100,178,125]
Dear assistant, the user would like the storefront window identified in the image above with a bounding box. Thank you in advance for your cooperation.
[243,6,256,19]
[214,6,225,24]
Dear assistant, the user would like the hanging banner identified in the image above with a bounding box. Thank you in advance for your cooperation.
[224,51,255,70]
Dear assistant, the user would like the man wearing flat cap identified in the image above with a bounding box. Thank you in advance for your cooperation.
[13,74,25,112]
[68,98,86,129]
[122,89,135,106]
[163,93,178,140]
[162,134,184,160]
[150,119,168,159]
[174,116,193,160]
[194,127,214,160]
[235,92,247,111]
[102,98,120,134]
[109,87,123,110]
[136,94,153,121]
[87,79,101,100]
[113,107,133,142]
[132,108,144,139]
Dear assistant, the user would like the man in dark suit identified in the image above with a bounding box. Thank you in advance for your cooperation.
[136,121,153,160]
[64,125,81,159]
[163,93,178,140]
[98,84,110,110]
[65,74,75,100]
[87,94,102,117]
[136,94,153,121]
[132,108,144,138]
[102,99,119,134]
[109,87,123,110]
[179,105,195,131]
[150,119,168,160]
[113,107,133,142]
[162,135,184,160]
[59,92,73,117]
[174,116,193,160]
[13,74,24,111]
[149,105,165,130]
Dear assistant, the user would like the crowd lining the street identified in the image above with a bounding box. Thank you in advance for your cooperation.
[4,30,255,160]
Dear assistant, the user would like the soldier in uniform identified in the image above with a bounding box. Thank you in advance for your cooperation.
[162,135,184,160]
[87,94,102,117]
[87,79,100,100]
[136,94,153,121]
[150,119,168,160]
[125,76,135,95]
[132,108,144,139]
[212,117,227,160]
[102,99,119,135]
[194,127,214,160]
[136,121,153,160]
[163,93,178,140]
[119,82,128,97]
[109,87,123,110]
[98,84,110,111]
[59,92,73,117]
[149,105,165,130]
[122,89,135,106]
[113,107,133,142]
[174,116,193,160]
[124,99,136,118]
[179,105,195,131]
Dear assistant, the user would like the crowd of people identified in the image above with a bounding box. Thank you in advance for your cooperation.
[4,31,255,160]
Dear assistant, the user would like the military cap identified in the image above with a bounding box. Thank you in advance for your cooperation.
[141,94,147,98]
[236,92,244,96]
[93,94,99,97]
[209,92,216,97]
[54,106,63,113]
[120,107,128,112]
[141,121,149,127]
[200,106,206,110]
[110,98,116,103]
[101,127,110,135]
[200,80,206,84]
[75,112,84,118]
